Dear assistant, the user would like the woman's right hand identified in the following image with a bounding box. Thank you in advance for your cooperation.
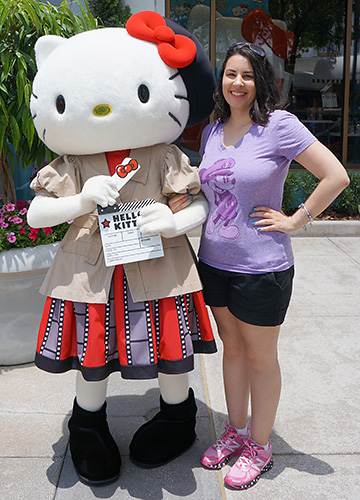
[81,176,119,209]
[168,193,193,214]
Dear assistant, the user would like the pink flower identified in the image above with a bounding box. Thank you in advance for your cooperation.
[19,208,28,215]
[20,227,26,235]
[8,216,23,223]
[1,222,9,228]
[29,228,40,241]
[43,227,53,235]
[5,203,16,212]
[6,232,16,243]
[12,217,23,224]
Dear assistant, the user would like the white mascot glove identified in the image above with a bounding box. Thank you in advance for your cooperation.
[28,175,118,228]
[80,175,119,210]
[137,195,209,238]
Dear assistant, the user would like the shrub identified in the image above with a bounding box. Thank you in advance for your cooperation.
[282,170,360,216]
[0,0,98,204]
[334,173,360,215]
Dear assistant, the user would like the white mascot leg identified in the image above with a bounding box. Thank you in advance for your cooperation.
[68,373,121,485]
[158,372,189,404]
[129,372,197,468]
[76,372,108,411]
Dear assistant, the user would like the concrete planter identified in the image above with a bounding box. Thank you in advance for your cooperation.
[0,242,59,365]
[292,220,360,237]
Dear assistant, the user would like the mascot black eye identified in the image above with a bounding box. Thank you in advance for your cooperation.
[138,84,150,103]
[56,95,66,114]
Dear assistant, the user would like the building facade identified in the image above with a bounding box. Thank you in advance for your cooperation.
[52,0,360,168]
[125,0,359,168]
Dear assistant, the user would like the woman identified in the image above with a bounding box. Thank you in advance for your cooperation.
[170,42,349,490]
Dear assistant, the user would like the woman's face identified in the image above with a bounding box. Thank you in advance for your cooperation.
[222,54,256,115]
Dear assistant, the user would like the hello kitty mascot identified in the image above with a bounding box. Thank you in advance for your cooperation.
[27,11,216,486]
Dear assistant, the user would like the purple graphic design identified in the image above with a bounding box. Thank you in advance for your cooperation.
[199,158,239,239]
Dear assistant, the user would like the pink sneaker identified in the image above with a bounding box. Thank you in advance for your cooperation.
[200,421,250,470]
[224,439,273,490]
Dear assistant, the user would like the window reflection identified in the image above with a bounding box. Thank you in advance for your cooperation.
[170,1,360,164]
[348,0,360,164]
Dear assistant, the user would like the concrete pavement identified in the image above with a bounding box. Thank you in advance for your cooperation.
[1,229,360,499]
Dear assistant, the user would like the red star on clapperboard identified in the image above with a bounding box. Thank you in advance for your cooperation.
[102,219,110,229]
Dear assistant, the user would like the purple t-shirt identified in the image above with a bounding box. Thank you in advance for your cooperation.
[198,110,317,273]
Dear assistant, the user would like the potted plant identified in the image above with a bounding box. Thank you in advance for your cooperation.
[0,0,98,365]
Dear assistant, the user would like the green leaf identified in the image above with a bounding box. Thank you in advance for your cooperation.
[0,82,8,96]
[24,82,31,108]
[0,0,12,32]
[0,49,12,79]
[0,113,9,157]
[16,69,25,107]
[9,114,20,151]
[22,0,41,33]
[26,114,35,149]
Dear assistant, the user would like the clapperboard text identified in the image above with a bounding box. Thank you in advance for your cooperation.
[98,199,154,232]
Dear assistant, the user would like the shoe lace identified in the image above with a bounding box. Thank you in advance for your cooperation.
[236,440,258,467]
[213,422,236,450]
[244,441,258,459]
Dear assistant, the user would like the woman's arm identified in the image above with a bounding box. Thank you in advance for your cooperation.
[251,141,350,233]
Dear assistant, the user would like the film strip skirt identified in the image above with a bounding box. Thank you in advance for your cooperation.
[35,266,217,381]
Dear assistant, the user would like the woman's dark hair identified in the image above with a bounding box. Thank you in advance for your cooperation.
[213,44,286,125]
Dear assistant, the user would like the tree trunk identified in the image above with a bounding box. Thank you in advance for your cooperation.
[0,155,16,205]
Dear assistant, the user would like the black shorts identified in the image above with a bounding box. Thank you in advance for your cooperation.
[198,260,294,327]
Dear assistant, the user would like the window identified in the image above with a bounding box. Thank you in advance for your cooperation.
[168,0,358,166]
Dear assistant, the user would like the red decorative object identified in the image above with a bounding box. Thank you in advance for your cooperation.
[241,8,296,60]
[115,158,139,179]
[126,10,196,68]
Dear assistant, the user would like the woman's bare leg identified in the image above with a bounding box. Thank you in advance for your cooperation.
[211,306,250,430]
[211,307,281,444]
[237,321,281,445]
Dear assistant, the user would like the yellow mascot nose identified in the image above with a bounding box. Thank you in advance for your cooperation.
[93,104,112,117]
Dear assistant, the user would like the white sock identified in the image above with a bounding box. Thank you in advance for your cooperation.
[235,424,249,435]
[251,439,269,451]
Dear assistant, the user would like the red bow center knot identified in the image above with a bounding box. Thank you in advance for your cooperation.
[154,25,175,43]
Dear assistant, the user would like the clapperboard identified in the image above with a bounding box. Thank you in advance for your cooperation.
[97,199,164,266]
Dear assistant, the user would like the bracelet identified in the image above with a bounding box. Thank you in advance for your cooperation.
[298,203,314,226]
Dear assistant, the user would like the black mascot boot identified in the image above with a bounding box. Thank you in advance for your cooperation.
[129,387,197,468]
[68,398,121,485]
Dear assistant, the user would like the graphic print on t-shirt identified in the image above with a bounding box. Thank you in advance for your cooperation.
[199,158,239,240]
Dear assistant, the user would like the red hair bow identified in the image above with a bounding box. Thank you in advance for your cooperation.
[126,11,196,68]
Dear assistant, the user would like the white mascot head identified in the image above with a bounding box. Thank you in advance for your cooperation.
[30,10,215,156]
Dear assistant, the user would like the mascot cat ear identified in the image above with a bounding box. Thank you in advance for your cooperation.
[34,35,68,68]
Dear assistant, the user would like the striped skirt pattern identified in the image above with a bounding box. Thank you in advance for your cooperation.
[35,266,216,381]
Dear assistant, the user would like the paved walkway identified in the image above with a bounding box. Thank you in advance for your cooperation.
[1,232,360,499]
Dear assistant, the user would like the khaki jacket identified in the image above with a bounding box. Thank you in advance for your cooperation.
[31,144,203,303]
